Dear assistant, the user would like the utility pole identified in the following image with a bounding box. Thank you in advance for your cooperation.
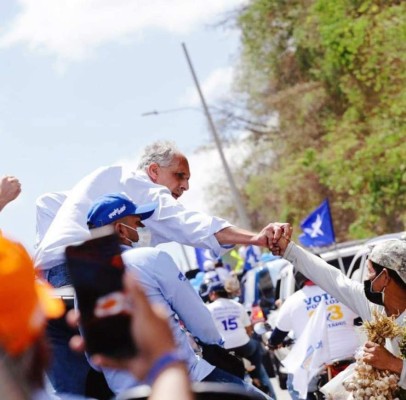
[181,42,252,230]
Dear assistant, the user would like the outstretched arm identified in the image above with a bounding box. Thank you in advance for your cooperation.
[215,222,293,252]
[273,235,372,322]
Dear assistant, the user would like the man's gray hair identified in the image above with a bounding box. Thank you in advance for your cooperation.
[137,141,182,171]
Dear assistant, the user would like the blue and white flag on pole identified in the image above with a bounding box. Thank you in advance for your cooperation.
[194,248,215,271]
[242,245,261,272]
[299,199,336,247]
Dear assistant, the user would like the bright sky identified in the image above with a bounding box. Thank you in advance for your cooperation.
[0,0,247,267]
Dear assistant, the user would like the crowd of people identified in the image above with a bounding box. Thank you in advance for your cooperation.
[1,140,405,400]
[0,235,193,400]
[1,142,289,400]
[269,273,360,399]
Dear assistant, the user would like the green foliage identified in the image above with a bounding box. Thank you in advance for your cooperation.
[211,0,406,241]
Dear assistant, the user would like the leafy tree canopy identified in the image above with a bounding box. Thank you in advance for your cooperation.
[211,0,405,241]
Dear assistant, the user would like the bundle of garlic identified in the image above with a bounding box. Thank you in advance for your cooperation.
[343,310,403,400]
[400,318,406,359]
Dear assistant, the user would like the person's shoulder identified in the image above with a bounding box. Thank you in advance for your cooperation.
[74,165,124,187]
[88,164,121,176]
[127,169,157,187]
[279,291,302,309]
[129,170,173,196]
[230,298,244,307]
[234,300,248,312]
[123,247,176,266]
[302,285,325,295]
[207,298,227,310]
[217,297,239,308]
[123,246,161,259]
[206,301,215,310]
[36,190,68,202]
[284,289,303,302]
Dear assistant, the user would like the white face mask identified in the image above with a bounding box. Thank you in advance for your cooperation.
[120,223,139,248]
[137,227,152,248]
[126,237,139,248]
[120,223,152,248]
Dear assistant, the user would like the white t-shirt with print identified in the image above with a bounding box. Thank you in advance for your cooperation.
[207,298,251,349]
[276,284,360,361]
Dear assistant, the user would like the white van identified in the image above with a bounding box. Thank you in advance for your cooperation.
[277,239,366,301]
[311,239,367,273]
[346,231,406,282]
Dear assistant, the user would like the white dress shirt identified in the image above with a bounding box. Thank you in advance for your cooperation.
[34,166,232,270]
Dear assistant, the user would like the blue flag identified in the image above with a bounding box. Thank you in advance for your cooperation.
[194,248,215,271]
[243,245,261,272]
[299,199,336,247]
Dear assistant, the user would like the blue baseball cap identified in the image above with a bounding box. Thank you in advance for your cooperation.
[87,192,157,228]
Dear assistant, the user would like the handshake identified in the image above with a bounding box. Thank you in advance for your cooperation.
[262,222,292,256]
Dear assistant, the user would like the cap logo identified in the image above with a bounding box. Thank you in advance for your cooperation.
[178,272,187,281]
[108,204,126,219]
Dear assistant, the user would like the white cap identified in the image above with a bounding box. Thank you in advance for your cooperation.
[203,260,215,271]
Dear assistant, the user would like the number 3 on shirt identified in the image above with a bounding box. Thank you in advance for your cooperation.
[221,317,238,330]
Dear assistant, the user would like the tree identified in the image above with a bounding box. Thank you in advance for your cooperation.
[210,0,406,241]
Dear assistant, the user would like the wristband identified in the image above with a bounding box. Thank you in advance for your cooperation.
[145,351,185,385]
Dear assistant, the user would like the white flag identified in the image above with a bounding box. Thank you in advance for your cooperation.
[282,301,330,398]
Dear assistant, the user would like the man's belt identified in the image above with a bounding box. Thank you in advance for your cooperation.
[52,285,75,310]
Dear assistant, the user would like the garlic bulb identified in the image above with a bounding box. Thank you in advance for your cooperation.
[343,311,403,400]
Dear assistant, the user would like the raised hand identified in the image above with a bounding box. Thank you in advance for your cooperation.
[253,222,293,253]
[0,176,21,211]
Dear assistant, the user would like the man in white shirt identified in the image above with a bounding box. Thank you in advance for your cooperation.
[35,141,289,275]
[35,140,290,396]
[35,191,69,248]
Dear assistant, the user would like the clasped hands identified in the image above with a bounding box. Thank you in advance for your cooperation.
[254,222,292,255]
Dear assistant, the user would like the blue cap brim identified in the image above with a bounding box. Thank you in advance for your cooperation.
[135,201,158,220]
